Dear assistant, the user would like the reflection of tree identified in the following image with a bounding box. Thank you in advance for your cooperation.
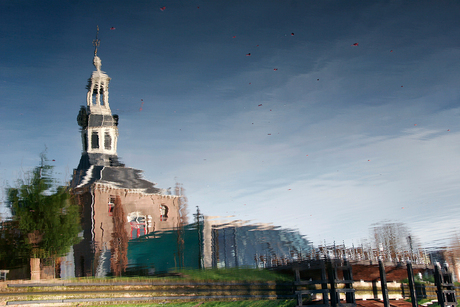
[371,221,416,262]
[6,153,81,278]
[0,220,29,269]
[174,182,189,269]
[444,235,460,281]
[110,196,128,276]
[175,182,189,226]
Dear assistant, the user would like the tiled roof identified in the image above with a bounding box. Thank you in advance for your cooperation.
[71,153,162,194]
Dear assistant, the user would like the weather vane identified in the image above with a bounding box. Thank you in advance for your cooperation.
[92,25,100,56]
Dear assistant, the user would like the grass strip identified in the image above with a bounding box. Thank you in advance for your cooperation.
[98,299,297,307]
[61,268,292,283]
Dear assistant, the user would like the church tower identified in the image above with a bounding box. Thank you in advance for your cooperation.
[77,27,119,166]
[67,28,181,278]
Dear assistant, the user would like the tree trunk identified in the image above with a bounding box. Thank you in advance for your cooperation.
[30,258,40,281]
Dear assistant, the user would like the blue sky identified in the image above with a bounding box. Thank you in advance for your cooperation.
[2,0,460,248]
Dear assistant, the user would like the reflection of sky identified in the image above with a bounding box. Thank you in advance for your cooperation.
[1,1,460,247]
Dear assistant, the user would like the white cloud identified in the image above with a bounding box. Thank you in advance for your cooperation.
[123,95,460,247]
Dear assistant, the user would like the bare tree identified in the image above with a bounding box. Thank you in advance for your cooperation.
[444,235,460,281]
[174,182,189,226]
[110,196,128,276]
[370,221,417,263]
[174,182,189,269]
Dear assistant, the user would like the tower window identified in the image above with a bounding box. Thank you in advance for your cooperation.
[91,132,99,149]
[92,90,97,105]
[91,85,104,105]
[104,132,112,150]
[99,87,104,105]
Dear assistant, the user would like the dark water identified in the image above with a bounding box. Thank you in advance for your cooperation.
[2,1,460,279]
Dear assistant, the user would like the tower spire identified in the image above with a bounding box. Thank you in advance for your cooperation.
[77,27,118,159]
[93,25,100,56]
[92,25,102,71]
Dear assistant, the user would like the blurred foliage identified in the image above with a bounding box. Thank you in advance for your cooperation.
[0,220,29,269]
[406,298,438,305]
[401,273,435,284]
[4,153,81,261]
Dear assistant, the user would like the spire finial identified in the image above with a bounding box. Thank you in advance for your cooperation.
[92,25,100,56]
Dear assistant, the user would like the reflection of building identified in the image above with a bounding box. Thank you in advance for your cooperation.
[203,217,312,269]
[127,216,312,273]
[67,41,179,277]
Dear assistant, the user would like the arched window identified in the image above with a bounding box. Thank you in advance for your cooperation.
[160,205,168,221]
[92,87,98,105]
[128,212,147,239]
[99,87,104,105]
